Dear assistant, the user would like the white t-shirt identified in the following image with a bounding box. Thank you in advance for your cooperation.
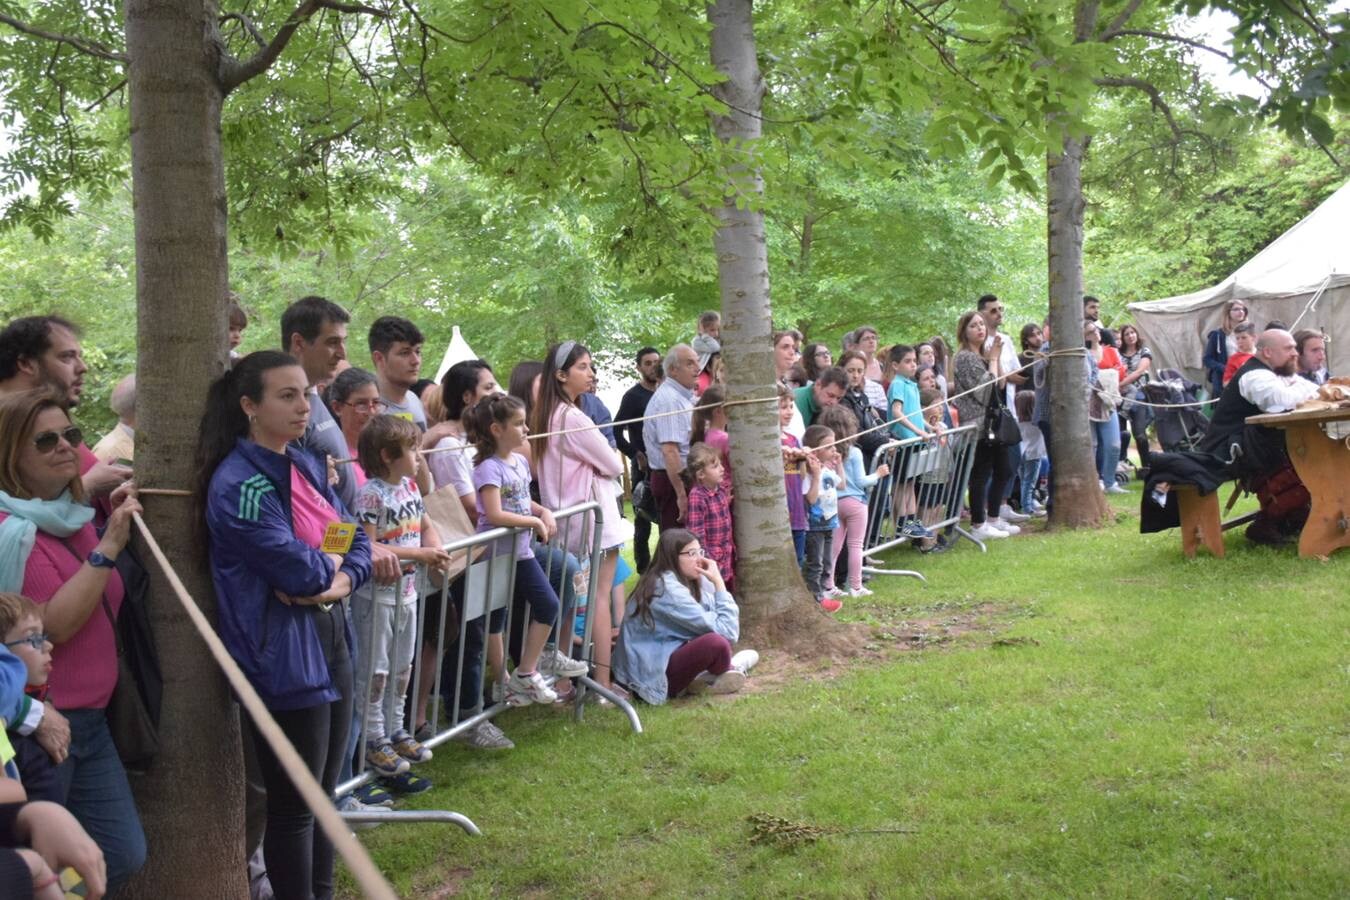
[355,476,424,606]
[985,332,1021,408]
[427,431,477,499]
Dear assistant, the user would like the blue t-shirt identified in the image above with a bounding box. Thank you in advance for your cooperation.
[802,468,840,531]
[473,453,534,559]
[887,375,923,440]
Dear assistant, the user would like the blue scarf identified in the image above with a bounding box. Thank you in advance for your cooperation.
[0,490,96,593]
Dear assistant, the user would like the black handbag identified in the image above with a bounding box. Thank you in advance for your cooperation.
[60,539,162,771]
[983,385,1022,447]
[631,474,657,521]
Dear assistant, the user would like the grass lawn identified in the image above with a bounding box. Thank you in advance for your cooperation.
[342,487,1349,898]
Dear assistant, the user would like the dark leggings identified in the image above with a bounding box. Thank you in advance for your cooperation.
[665,632,733,699]
[967,440,1012,525]
[246,606,353,900]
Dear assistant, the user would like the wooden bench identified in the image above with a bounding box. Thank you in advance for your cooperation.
[1175,484,1260,558]
[1176,486,1224,558]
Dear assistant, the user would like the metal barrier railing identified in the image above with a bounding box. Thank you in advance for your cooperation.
[860,423,984,580]
[333,500,642,830]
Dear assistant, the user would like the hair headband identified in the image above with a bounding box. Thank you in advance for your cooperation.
[554,340,577,370]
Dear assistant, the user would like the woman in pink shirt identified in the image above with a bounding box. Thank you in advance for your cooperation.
[0,388,146,889]
[531,341,627,695]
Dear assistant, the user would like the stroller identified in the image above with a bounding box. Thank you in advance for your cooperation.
[1143,368,1209,452]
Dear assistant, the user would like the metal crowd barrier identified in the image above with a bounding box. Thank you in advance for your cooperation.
[860,423,984,580]
[333,500,642,833]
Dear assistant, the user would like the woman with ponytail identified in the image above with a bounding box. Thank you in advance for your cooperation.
[530,341,627,696]
[194,350,371,900]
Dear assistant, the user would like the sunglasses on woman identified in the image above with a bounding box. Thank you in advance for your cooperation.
[4,633,50,651]
[32,425,82,454]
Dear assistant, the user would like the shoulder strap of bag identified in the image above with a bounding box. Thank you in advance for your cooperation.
[55,537,123,654]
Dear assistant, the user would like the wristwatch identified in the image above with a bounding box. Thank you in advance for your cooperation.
[87,550,117,569]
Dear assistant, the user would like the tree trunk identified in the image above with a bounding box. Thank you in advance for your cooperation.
[1045,132,1109,528]
[707,0,817,628]
[124,0,247,893]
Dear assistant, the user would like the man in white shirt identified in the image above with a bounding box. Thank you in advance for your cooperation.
[1198,329,1319,545]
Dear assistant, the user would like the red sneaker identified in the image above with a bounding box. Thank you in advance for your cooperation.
[819,598,843,613]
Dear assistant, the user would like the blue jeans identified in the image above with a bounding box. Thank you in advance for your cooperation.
[55,708,147,891]
[1018,457,1042,512]
[792,530,806,564]
[1092,411,1121,485]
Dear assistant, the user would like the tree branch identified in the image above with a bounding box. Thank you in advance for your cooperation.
[1094,76,1184,141]
[219,12,268,49]
[220,0,389,93]
[1097,0,1145,41]
[1101,28,1277,91]
[0,11,127,63]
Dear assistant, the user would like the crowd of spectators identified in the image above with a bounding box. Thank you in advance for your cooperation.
[0,288,1333,897]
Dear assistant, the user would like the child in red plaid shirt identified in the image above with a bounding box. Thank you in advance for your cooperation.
[684,442,736,593]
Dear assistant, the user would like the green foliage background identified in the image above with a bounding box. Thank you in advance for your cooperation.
[1,121,1342,437]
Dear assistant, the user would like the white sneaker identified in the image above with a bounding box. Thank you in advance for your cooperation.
[1029,502,1047,517]
[1105,484,1129,495]
[972,522,1009,540]
[998,504,1030,523]
[822,586,845,599]
[994,518,1021,535]
[709,669,746,694]
[730,649,759,673]
[505,669,557,706]
[848,586,874,598]
[538,647,589,679]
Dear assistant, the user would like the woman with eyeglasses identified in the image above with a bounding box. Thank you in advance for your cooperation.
[802,342,834,384]
[612,529,757,704]
[0,388,146,890]
[1202,299,1249,399]
[328,366,385,488]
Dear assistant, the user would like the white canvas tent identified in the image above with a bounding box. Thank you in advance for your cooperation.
[1127,180,1350,385]
[432,325,480,384]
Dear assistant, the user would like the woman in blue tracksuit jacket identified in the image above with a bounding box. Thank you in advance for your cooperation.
[195,350,370,900]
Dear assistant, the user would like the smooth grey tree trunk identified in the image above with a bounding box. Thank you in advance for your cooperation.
[1045,131,1109,527]
[707,0,817,627]
[124,0,246,893]
[1043,0,1109,529]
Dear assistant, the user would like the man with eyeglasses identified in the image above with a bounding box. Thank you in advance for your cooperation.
[0,315,132,502]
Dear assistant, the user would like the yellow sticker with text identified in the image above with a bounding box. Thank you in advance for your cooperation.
[321,522,356,554]
[392,411,415,422]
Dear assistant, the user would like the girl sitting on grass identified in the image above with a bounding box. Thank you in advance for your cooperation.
[612,529,757,704]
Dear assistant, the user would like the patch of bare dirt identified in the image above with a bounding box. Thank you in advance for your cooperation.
[705,602,1018,699]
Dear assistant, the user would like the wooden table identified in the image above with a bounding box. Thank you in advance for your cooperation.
[1246,405,1350,559]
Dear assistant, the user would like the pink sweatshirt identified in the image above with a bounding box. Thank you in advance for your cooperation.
[539,404,626,553]
[2,513,124,710]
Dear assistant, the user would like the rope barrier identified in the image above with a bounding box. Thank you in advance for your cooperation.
[130,512,398,900]
[335,393,783,464]
[809,347,1090,453]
